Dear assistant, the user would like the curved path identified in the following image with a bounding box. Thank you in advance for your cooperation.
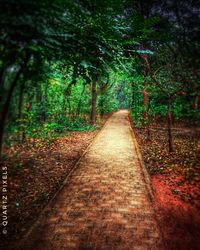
[20,110,163,250]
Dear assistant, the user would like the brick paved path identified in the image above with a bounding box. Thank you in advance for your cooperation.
[20,110,163,250]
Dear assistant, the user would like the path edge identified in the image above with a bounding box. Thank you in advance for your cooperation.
[14,116,111,250]
[129,113,166,249]
[128,115,154,201]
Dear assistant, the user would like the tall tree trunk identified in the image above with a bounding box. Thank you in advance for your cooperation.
[143,86,151,141]
[140,45,151,140]
[0,53,29,157]
[167,96,174,152]
[99,83,106,118]
[90,79,97,125]
[0,66,6,91]
[143,87,149,120]
[0,67,23,157]
[0,52,17,90]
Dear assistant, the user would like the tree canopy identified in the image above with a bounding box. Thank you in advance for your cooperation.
[0,0,199,155]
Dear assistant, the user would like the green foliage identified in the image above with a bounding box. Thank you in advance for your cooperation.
[0,0,199,152]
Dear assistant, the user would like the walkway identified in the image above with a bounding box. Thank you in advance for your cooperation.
[19,110,163,250]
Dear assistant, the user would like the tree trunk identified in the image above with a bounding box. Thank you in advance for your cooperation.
[90,79,97,125]
[99,83,105,118]
[143,86,151,141]
[143,88,149,120]
[0,67,23,157]
[0,52,17,90]
[0,66,6,91]
[167,97,174,152]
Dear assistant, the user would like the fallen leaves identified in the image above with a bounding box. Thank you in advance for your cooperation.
[135,125,200,208]
[151,175,200,249]
[0,130,99,246]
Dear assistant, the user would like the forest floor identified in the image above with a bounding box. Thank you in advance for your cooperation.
[134,122,200,250]
[1,112,200,250]
[0,116,111,249]
[4,110,163,250]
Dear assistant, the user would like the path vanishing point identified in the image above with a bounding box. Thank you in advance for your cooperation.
[18,110,164,250]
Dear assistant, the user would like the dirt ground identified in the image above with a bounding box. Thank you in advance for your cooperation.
[1,113,200,250]
[134,124,200,250]
[0,130,99,249]
[14,110,163,250]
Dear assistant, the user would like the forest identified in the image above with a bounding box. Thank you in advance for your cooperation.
[0,0,200,249]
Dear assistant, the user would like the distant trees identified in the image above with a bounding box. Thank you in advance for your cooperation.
[0,0,199,156]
